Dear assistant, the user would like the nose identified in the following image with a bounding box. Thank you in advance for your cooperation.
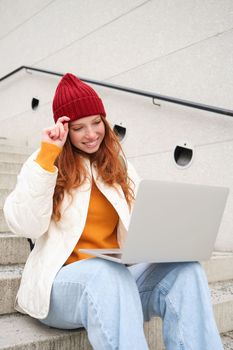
[85,126,96,139]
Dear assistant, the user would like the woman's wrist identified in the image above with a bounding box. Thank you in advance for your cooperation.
[35,142,62,172]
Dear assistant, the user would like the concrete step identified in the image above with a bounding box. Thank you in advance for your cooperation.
[145,318,233,349]
[0,313,92,350]
[0,189,11,208]
[202,252,233,283]
[0,265,23,315]
[0,233,30,265]
[211,279,233,334]
[0,141,34,155]
[0,313,231,350]
[0,174,17,190]
[0,210,9,233]
[222,331,233,349]
[0,152,29,163]
[0,181,15,192]
[0,162,22,174]
[144,317,164,349]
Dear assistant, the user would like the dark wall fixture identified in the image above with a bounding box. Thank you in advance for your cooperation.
[113,124,126,141]
[31,98,39,110]
[174,143,193,167]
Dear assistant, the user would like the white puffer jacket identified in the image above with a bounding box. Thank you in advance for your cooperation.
[3,151,140,319]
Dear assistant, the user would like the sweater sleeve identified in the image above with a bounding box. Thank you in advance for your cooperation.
[35,142,62,172]
[3,149,58,239]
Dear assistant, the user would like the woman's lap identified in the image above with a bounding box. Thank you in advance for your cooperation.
[40,258,139,329]
[40,259,203,327]
[39,259,223,349]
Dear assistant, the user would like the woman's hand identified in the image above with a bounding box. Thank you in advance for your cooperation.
[42,116,70,148]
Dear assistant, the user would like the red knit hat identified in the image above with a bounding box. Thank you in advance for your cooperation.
[52,73,106,122]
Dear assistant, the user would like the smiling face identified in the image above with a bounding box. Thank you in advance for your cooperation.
[68,115,105,154]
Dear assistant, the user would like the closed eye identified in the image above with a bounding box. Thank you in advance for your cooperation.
[72,127,83,131]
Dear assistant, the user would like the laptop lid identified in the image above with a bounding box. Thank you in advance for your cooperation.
[120,180,229,264]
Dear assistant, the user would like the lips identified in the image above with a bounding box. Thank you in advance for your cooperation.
[83,138,99,148]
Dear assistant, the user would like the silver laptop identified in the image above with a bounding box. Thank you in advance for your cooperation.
[79,179,229,264]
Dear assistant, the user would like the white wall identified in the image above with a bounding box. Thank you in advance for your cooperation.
[0,0,233,251]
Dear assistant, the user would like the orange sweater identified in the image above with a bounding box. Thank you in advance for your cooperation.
[35,142,119,264]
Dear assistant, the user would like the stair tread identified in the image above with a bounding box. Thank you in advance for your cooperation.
[210,280,233,304]
[0,313,90,349]
[222,331,233,349]
[0,184,14,191]
[0,313,232,349]
[0,232,17,237]
[0,264,24,278]
[0,141,34,154]
[0,233,30,265]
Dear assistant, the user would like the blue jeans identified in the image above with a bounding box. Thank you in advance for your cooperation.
[39,258,223,350]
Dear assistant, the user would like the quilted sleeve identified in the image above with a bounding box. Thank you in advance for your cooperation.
[3,150,58,239]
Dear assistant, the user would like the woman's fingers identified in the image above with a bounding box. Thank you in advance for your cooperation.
[49,126,59,140]
[56,116,70,140]
[42,116,70,147]
[57,123,66,140]
[63,121,69,133]
[56,116,70,124]
[48,117,69,139]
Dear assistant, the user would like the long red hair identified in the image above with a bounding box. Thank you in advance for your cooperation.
[53,117,135,221]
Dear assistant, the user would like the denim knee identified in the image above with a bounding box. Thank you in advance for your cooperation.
[78,259,146,349]
[160,262,207,290]
[174,261,208,287]
[84,258,138,295]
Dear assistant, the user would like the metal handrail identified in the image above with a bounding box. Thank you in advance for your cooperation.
[1,65,233,117]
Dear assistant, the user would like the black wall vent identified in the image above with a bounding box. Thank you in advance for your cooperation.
[113,124,126,141]
[174,143,193,167]
[31,98,39,110]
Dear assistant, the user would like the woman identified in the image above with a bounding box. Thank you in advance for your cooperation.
[4,73,223,349]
